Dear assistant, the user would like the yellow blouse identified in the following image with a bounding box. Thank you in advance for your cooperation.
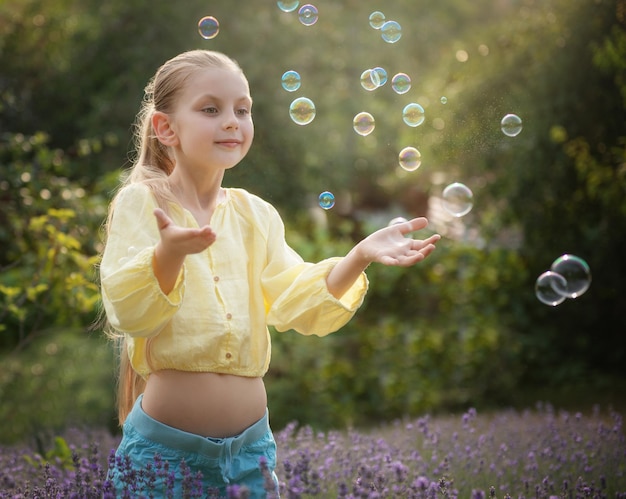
[100,183,368,378]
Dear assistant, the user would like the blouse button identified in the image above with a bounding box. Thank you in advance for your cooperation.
[213,276,220,282]
[226,313,232,320]
[225,352,232,359]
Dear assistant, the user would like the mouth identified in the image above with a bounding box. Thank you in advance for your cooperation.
[215,139,242,147]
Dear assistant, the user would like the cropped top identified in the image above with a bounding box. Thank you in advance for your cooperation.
[99,183,369,378]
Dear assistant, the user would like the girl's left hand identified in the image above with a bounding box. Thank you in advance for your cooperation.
[360,217,441,267]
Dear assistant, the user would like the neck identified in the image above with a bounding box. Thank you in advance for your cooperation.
[168,168,225,213]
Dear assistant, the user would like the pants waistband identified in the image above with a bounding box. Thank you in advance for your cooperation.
[126,394,270,458]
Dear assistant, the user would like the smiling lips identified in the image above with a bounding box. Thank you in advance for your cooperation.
[215,139,241,148]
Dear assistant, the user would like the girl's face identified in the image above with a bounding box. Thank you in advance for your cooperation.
[165,67,254,173]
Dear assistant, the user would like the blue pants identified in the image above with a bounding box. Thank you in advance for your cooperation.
[107,395,279,498]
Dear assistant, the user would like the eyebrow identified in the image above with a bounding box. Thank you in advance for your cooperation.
[196,94,253,105]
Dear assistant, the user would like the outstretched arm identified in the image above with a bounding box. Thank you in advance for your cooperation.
[152,208,217,294]
[326,217,440,299]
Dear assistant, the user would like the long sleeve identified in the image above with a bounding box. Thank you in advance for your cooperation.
[260,204,369,336]
[100,184,185,338]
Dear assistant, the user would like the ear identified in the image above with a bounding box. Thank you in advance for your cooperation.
[152,111,179,147]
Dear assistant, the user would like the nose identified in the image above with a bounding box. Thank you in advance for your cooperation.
[223,110,239,130]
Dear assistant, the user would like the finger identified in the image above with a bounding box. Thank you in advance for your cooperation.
[400,217,429,235]
[413,234,441,248]
[418,243,437,258]
[153,208,172,230]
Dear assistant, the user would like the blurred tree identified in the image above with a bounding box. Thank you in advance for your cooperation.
[0,0,624,440]
[428,0,626,381]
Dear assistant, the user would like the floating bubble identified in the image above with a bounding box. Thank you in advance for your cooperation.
[318,191,335,210]
[550,254,591,298]
[281,70,301,92]
[440,96,448,104]
[360,69,380,91]
[198,16,220,40]
[391,73,411,94]
[381,20,402,43]
[277,1,299,12]
[501,113,523,137]
[402,103,425,127]
[373,67,387,86]
[388,216,408,226]
[398,147,422,172]
[353,112,375,136]
[369,11,386,29]
[289,97,316,125]
[535,271,568,306]
[298,4,318,26]
[442,182,473,217]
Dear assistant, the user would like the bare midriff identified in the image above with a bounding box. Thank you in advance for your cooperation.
[141,370,267,438]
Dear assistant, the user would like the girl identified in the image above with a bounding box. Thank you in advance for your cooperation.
[100,49,440,498]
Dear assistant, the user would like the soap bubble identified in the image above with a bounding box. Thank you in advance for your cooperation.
[289,97,316,125]
[298,4,318,26]
[391,73,411,94]
[373,67,387,86]
[318,191,335,210]
[535,271,568,306]
[501,113,523,137]
[550,254,591,298]
[369,11,386,29]
[360,69,380,91]
[281,70,301,92]
[277,1,299,12]
[402,103,425,127]
[381,20,402,43]
[353,112,375,136]
[398,147,422,172]
[388,216,409,226]
[198,16,219,39]
[440,96,448,104]
[442,182,473,217]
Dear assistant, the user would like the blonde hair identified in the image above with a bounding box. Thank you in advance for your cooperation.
[105,50,247,425]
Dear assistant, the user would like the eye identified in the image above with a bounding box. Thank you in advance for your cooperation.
[236,108,251,116]
[202,106,219,114]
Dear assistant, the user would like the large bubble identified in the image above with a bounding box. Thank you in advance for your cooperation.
[353,112,376,136]
[318,191,335,210]
[398,147,422,172]
[535,271,568,306]
[402,103,425,127]
[298,4,318,26]
[198,16,220,39]
[289,97,316,125]
[501,113,523,137]
[391,73,411,94]
[373,67,387,86]
[281,70,301,92]
[369,11,386,29]
[550,254,591,298]
[381,20,402,43]
[360,69,381,91]
[442,182,473,217]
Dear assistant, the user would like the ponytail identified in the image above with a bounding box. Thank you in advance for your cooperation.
[116,337,145,424]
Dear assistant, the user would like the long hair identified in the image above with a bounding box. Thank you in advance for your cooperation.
[103,50,247,425]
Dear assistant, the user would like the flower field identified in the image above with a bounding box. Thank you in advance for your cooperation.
[1,404,624,498]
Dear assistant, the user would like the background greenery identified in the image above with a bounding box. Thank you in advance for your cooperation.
[1,0,624,444]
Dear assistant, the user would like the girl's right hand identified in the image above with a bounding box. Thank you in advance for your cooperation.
[153,208,217,257]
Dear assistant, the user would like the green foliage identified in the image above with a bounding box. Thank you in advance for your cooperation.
[0,133,111,350]
[267,229,527,430]
[0,0,624,441]
[22,436,73,471]
[0,328,115,445]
